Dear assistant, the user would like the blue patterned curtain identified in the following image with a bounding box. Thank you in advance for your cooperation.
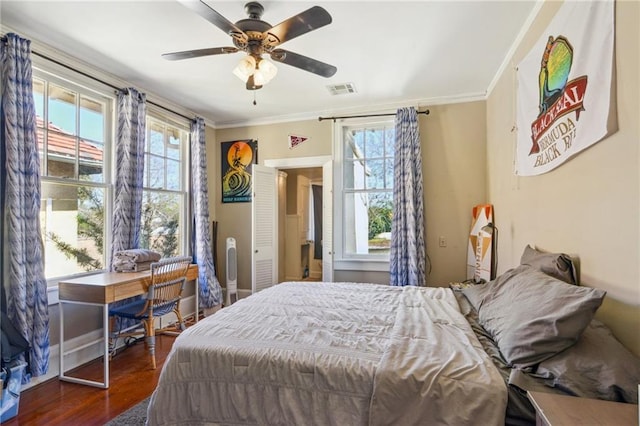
[190,118,222,308]
[109,88,146,269]
[390,107,426,286]
[1,33,50,379]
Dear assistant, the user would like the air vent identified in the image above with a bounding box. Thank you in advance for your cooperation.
[326,83,357,95]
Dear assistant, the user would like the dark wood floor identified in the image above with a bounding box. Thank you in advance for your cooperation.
[3,334,177,425]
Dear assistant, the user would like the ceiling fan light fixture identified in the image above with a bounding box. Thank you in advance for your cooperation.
[257,58,278,82]
[253,69,267,86]
[233,55,256,82]
[166,2,337,91]
[246,74,263,91]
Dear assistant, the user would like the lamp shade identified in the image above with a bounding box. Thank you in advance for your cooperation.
[233,55,256,82]
[258,58,278,82]
[253,58,278,86]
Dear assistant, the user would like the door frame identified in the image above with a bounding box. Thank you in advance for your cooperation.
[264,155,332,281]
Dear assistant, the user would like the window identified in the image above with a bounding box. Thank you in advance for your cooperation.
[33,67,191,285]
[34,73,112,279]
[140,115,189,258]
[335,119,395,268]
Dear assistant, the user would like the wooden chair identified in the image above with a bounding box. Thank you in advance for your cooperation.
[109,255,192,369]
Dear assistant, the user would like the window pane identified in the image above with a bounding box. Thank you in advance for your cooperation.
[147,155,164,188]
[343,130,358,161]
[343,191,393,255]
[343,191,369,255]
[365,129,385,158]
[148,122,165,156]
[167,134,180,160]
[47,131,76,178]
[385,128,395,157]
[41,182,105,278]
[368,192,393,253]
[352,129,365,156]
[79,141,104,182]
[385,158,394,188]
[80,96,104,143]
[36,127,45,173]
[344,159,366,190]
[48,84,77,135]
[166,159,179,190]
[140,191,181,257]
[365,159,385,189]
[33,78,45,120]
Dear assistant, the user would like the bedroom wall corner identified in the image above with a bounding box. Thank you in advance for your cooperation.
[420,101,487,286]
[486,0,640,356]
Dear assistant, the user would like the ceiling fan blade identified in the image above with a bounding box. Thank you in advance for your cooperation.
[162,47,239,61]
[264,6,332,46]
[177,0,248,43]
[270,49,337,78]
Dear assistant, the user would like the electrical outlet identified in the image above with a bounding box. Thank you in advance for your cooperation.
[438,236,447,247]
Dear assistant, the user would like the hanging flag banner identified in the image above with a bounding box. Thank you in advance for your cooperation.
[288,134,309,149]
[515,0,615,176]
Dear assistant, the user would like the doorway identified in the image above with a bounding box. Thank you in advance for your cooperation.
[281,167,323,282]
[264,155,332,284]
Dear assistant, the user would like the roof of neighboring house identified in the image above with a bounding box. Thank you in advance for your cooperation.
[36,116,103,163]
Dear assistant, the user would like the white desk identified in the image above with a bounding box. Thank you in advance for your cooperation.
[57,265,199,388]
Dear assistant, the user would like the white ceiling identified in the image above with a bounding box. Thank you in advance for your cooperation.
[1,1,538,128]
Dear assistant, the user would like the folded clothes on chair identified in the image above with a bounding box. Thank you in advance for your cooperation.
[113,249,162,263]
[113,260,153,273]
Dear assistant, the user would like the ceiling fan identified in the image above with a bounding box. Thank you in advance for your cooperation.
[163,1,338,90]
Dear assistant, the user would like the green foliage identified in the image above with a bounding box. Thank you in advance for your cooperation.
[47,232,103,271]
[140,201,179,257]
[77,186,104,253]
[368,204,393,240]
[159,218,178,257]
[48,187,179,271]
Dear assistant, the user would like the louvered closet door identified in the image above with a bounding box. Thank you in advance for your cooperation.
[252,165,277,293]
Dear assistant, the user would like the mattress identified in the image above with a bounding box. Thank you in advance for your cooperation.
[147,282,507,425]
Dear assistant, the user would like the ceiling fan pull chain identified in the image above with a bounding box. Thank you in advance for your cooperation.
[253,91,257,106]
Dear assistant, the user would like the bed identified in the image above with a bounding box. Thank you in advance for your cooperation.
[147,246,640,425]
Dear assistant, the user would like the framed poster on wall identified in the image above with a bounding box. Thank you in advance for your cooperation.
[221,139,258,203]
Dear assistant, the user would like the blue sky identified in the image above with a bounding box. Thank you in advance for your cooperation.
[34,93,104,143]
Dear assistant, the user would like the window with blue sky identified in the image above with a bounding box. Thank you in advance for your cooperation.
[33,69,189,283]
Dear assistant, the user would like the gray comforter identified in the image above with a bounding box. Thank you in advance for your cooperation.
[147,282,506,425]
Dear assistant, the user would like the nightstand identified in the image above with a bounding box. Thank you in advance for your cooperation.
[527,390,638,426]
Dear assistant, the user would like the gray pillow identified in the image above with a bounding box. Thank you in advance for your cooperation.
[535,320,640,403]
[520,245,578,285]
[462,266,605,368]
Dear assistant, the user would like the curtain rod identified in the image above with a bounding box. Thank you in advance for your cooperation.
[31,50,193,122]
[318,109,430,122]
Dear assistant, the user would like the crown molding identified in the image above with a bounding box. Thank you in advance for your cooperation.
[212,92,487,129]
